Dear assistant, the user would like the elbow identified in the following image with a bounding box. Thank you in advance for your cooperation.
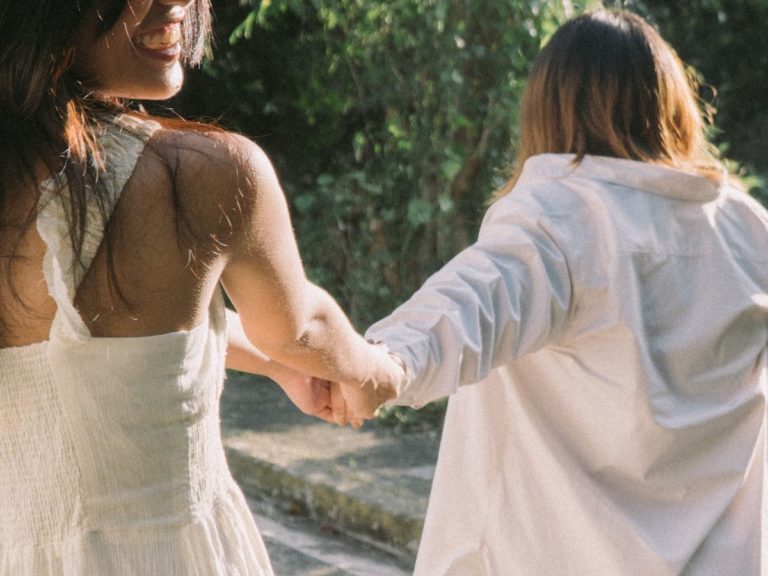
[252,315,330,366]
[237,282,340,368]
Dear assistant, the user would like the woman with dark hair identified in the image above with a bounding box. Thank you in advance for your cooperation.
[0,1,402,574]
[365,10,768,575]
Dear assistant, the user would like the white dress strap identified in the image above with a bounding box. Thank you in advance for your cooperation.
[37,113,161,340]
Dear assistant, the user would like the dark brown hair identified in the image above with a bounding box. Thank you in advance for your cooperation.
[497,10,720,197]
[0,0,211,319]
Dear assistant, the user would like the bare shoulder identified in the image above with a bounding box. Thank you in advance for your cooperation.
[139,122,282,241]
[146,123,276,196]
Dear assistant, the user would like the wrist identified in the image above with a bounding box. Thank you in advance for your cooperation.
[269,361,303,388]
[365,339,406,402]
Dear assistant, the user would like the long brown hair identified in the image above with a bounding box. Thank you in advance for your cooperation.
[497,10,721,197]
[0,0,211,316]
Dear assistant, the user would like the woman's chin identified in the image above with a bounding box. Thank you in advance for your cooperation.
[96,78,184,101]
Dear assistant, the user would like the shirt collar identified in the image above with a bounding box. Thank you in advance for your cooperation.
[517,154,726,202]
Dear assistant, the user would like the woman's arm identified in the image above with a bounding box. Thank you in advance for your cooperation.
[366,198,573,408]
[224,306,293,379]
[225,307,350,425]
[210,134,402,419]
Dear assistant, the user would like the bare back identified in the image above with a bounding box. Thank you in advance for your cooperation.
[0,119,234,348]
[2,113,398,393]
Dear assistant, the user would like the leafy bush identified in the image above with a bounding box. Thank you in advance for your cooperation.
[167,1,767,430]
[173,0,601,326]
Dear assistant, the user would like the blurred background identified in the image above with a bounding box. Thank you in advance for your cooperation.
[158,0,768,428]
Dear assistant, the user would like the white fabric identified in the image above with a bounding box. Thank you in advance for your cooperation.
[0,114,274,575]
[367,154,768,575]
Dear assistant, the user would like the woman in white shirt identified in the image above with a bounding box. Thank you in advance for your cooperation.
[365,10,768,575]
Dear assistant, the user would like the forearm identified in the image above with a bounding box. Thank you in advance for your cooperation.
[230,288,399,419]
[216,135,401,394]
[225,308,304,386]
[367,207,572,407]
[241,282,395,389]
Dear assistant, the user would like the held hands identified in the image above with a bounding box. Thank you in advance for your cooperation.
[225,307,405,426]
[328,343,406,428]
[276,371,338,424]
[274,342,406,429]
[279,373,400,428]
[275,359,404,428]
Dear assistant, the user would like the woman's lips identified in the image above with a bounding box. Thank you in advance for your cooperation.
[133,24,182,59]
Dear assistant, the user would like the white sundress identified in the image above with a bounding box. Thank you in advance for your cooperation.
[0,114,275,575]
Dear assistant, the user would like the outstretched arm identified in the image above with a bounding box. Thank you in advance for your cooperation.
[366,197,572,408]
[207,134,403,421]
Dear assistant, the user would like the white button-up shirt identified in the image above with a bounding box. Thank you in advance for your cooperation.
[367,154,768,575]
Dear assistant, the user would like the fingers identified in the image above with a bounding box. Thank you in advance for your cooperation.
[337,381,383,424]
[295,377,368,428]
[312,377,331,392]
[311,399,338,424]
[329,380,347,427]
[329,381,370,428]
[307,377,334,422]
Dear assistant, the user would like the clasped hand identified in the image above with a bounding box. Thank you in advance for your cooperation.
[278,362,403,429]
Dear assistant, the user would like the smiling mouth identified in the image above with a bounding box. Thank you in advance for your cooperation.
[134,25,182,53]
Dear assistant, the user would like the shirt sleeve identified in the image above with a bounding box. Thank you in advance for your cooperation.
[365,198,573,407]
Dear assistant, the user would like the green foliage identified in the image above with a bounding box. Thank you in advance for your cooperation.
[174,0,602,327]
[376,397,448,434]
[168,1,767,430]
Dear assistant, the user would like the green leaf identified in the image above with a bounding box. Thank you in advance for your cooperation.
[437,194,454,213]
[293,194,317,213]
[229,11,257,44]
[407,198,433,226]
[440,157,463,181]
[316,174,335,188]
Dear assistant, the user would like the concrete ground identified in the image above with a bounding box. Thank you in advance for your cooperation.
[249,498,411,575]
[221,370,442,568]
